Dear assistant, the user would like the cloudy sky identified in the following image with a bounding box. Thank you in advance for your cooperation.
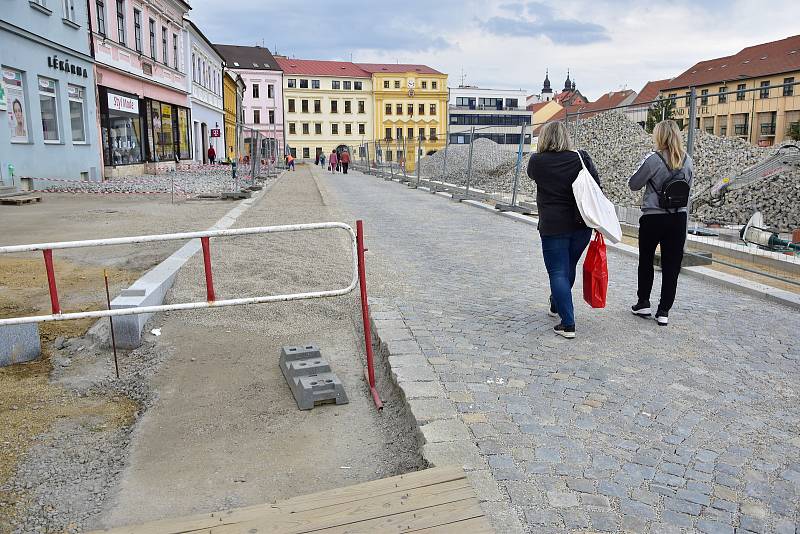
[190,0,799,99]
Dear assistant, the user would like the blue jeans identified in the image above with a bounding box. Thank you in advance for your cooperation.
[540,228,593,327]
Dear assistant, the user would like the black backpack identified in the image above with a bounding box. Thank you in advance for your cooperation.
[650,152,690,211]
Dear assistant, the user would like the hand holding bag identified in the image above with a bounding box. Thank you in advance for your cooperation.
[583,231,608,308]
[572,151,623,243]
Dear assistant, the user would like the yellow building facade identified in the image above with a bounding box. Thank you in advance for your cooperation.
[222,70,239,160]
[660,35,800,146]
[361,64,448,171]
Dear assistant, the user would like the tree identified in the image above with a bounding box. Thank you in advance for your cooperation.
[645,96,676,133]
[788,122,800,141]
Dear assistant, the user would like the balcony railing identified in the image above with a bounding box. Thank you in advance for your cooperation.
[734,124,748,136]
[760,123,776,135]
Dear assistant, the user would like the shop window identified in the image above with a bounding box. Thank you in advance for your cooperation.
[177,107,190,159]
[4,69,30,143]
[96,0,106,35]
[68,85,86,142]
[146,101,175,160]
[38,77,60,142]
[133,9,142,52]
[115,0,125,45]
[102,90,143,165]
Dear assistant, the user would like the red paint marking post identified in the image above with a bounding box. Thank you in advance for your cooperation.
[356,220,383,410]
[42,249,61,315]
[201,237,216,302]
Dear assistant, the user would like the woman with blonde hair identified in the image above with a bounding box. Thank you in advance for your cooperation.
[628,120,694,326]
[527,121,601,339]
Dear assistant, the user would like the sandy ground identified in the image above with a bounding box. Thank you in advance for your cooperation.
[97,167,422,529]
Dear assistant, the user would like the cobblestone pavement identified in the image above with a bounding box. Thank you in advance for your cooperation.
[319,167,800,534]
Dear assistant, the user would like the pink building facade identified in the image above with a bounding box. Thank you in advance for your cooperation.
[89,0,192,175]
[214,45,285,158]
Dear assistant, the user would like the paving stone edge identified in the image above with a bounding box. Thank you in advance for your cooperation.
[368,297,526,533]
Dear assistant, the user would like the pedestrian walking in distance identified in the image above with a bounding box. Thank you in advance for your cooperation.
[207,145,216,164]
[320,152,326,169]
[340,150,350,174]
[628,120,693,326]
[329,149,338,174]
[286,153,295,171]
[527,121,601,339]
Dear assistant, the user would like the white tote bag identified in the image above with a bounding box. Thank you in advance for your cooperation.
[572,151,622,243]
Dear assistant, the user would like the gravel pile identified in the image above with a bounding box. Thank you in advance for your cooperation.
[36,167,255,196]
[419,112,800,229]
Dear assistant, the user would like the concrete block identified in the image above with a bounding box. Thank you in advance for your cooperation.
[280,344,322,362]
[0,323,41,366]
[279,345,348,410]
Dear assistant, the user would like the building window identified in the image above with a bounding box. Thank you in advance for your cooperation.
[133,9,142,52]
[354,81,362,90]
[344,100,352,113]
[418,127,425,140]
[343,81,352,90]
[96,0,106,35]
[253,109,260,124]
[287,78,296,88]
[396,104,402,115]
[700,89,708,105]
[5,70,29,143]
[430,103,436,115]
[331,123,338,135]
[430,127,436,140]
[161,27,168,64]
[737,83,746,100]
[149,19,156,60]
[421,81,427,89]
[269,110,275,124]
[396,127,402,139]
[385,127,392,140]
[289,122,296,134]
[383,80,389,89]
[784,77,795,96]
[172,34,178,69]
[684,91,690,106]
[315,123,322,135]
[116,0,125,45]
[343,123,350,135]
[432,81,437,89]
[288,99,295,112]
[62,0,76,22]
[252,84,260,98]
[314,99,321,113]
[359,123,365,135]
[68,84,86,142]
[759,81,770,99]
[100,88,144,164]
[394,80,400,89]
[718,86,727,104]
[300,79,309,89]
[267,84,274,98]
[331,100,338,113]
[301,99,309,113]
[38,77,60,142]
[407,104,413,115]
[358,100,365,113]
[302,123,309,134]
[385,103,391,115]
[312,79,320,89]
[303,147,310,158]
[418,103,425,115]
[407,127,413,139]
[332,80,340,90]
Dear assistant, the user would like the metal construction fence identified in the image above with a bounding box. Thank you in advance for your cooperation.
[351,81,800,289]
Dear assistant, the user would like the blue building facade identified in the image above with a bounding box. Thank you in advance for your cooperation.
[0,0,102,191]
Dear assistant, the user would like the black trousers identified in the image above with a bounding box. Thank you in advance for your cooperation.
[638,212,687,313]
[342,162,349,174]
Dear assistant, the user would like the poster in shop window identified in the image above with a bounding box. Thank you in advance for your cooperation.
[3,69,28,142]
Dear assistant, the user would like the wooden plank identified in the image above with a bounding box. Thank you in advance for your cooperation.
[410,516,494,533]
[90,467,468,534]
[0,195,42,205]
[307,497,487,533]
[208,479,476,534]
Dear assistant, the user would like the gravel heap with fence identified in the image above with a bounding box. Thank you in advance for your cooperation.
[418,112,800,230]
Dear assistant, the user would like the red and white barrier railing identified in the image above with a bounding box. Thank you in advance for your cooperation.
[0,221,382,408]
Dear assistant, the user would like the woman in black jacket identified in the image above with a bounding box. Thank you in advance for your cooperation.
[527,121,600,339]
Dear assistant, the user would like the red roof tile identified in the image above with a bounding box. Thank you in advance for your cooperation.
[631,79,673,105]
[274,57,370,78]
[664,34,800,90]
[356,63,443,75]
[527,102,549,112]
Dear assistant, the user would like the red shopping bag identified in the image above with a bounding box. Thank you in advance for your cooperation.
[583,231,608,308]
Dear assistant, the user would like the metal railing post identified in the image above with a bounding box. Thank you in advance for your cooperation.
[365,142,371,175]
[687,86,697,157]
[464,126,475,199]
[402,137,408,181]
[416,134,422,187]
[510,123,526,207]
